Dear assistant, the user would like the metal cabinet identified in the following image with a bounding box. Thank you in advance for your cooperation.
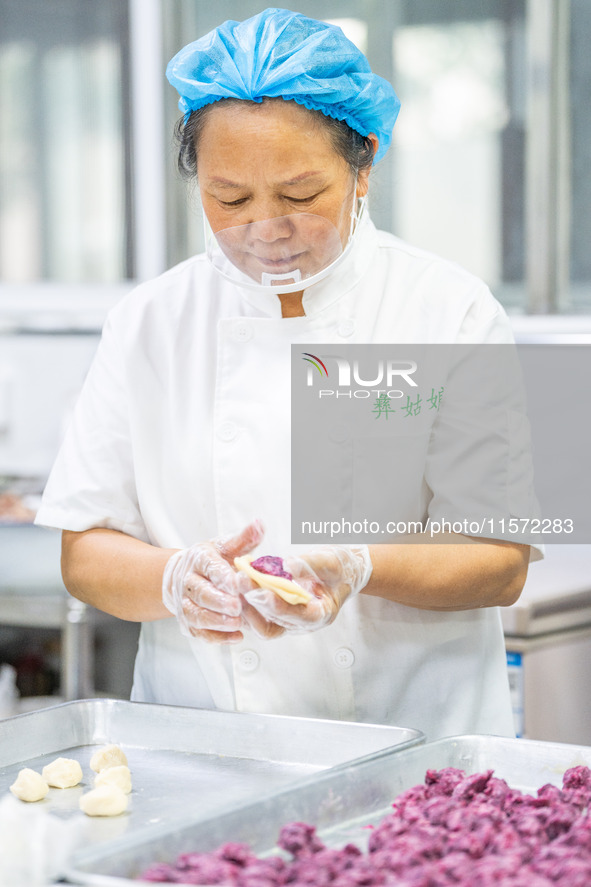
[0,525,94,700]
[503,544,591,744]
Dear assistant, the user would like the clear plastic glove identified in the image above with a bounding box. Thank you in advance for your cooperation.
[241,545,373,636]
[162,520,264,644]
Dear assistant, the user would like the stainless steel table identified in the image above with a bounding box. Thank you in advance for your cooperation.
[0,524,93,699]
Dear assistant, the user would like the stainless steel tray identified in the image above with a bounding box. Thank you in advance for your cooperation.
[66,733,591,885]
[0,698,421,866]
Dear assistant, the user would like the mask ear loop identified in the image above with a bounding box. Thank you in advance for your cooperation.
[349,192,367,242]
[348,172,367,242]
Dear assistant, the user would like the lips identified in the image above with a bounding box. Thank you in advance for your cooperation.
[253,252,304,269]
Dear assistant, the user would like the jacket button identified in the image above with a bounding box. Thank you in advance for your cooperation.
[233,322,253,342]
[238,650,260,672]
[333,647,355,669]
[337,319,355,338]
[217,421,238,442]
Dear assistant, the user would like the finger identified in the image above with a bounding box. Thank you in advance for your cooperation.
[191,628,245,645]
[185,574,242,617]
[234,570,258,596]
[182,597,243,633]
[244,586,295,620]
[286,549,341,585]
[240,597,286,640]
[217,519,265,562]
[244,587,326,629]
[191,545,247,596]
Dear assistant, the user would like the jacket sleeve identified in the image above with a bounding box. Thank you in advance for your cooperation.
[34,309,149,542]
[424,286,543,560]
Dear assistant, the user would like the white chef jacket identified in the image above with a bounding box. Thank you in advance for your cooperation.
[36,213,538,740]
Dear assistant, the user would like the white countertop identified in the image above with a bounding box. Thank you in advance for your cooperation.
[0,524,63,592]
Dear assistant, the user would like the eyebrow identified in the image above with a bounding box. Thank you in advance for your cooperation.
[207,171,326,188]
[282,171,325,186]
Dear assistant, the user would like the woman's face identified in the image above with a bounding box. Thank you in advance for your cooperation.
[196,99,373,285]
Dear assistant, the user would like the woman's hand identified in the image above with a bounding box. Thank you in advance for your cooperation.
[162,520,264,644]
[241,545,373,636]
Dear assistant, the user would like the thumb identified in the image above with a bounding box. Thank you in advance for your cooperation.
[217,519,265,562]
[286,547,341,584]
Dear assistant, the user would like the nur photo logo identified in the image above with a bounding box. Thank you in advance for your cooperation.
[302,352,418,398]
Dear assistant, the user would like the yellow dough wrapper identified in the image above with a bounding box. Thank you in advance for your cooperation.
[234,555,313,605]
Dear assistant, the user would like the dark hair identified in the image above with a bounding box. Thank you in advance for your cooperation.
[173,98,375,180]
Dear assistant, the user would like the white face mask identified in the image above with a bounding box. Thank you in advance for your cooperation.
[205,192,367,295]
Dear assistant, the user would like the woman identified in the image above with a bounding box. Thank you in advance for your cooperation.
[35,8,537,739]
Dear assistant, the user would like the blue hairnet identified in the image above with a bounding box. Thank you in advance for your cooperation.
[166,7,400,164]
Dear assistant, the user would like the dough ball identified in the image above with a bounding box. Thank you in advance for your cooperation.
[10,768,49,802]
[234,555,312,605]
[89,744,128,773]
[42,756,83,789]
[94,764,132,794]
[79,785,128,817]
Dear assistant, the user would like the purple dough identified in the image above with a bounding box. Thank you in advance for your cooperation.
[139,766,591,886]
[277,821,325,856]
[251,555,293,581]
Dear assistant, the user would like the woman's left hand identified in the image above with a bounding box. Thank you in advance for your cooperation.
[241,545,373,636]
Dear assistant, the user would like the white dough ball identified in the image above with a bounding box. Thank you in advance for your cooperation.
[79,785,128,817]
[89,744,128,773]
[42,756,83,789]
[94,764,132,794]
[9,768,49,802]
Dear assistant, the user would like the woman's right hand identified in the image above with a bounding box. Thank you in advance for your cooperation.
[162,520,264,644]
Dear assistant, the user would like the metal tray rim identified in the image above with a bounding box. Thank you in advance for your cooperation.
[0,697,423,766]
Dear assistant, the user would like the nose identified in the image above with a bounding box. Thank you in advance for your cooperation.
[250,215,294,243]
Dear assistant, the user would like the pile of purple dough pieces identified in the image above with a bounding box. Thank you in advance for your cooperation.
[140,765,591,886]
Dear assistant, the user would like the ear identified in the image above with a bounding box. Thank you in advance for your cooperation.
[356,133,379,198]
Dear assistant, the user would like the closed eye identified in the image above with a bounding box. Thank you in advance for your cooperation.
[286,193,320,204]
[217,191,322,208]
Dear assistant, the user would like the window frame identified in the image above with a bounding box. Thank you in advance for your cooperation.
[0,0,165,333]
